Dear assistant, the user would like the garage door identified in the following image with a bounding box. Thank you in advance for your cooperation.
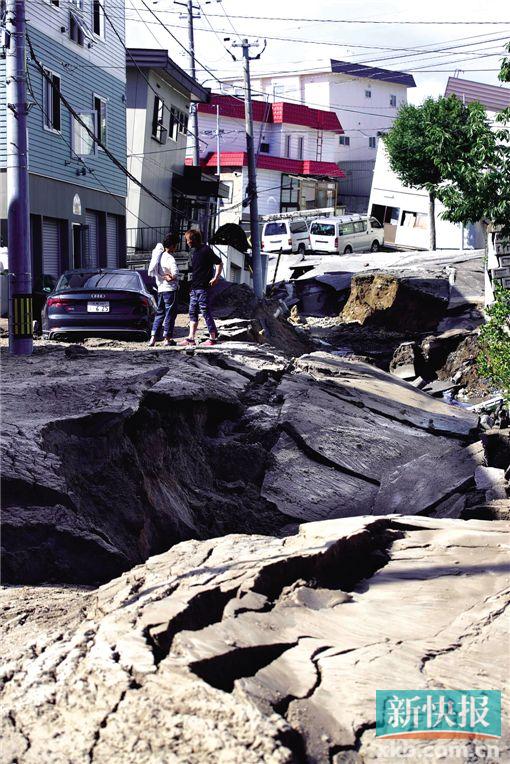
[42,218,62,279]
[106,215,119,268]
[85,211,99,267]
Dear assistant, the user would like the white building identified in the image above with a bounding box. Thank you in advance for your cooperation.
[190,94,344,225]
[223,60,415,212]
[368,77,510,251]
[126,49,229,254]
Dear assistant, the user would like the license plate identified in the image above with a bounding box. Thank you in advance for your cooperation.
[87,301,110,313]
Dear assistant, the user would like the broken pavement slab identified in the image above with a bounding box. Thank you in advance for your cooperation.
[295,352,479,436]
[2,345,484,584]
[1,515,508,763]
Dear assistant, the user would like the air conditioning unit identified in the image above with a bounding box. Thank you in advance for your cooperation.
[260,142,270,153]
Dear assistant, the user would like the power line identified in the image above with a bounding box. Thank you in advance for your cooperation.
[122,13,509,71]
[125,9,510,25]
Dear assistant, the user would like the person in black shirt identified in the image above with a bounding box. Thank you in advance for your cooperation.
[179,228,223,346]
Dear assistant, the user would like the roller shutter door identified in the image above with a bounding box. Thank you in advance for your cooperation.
[42,218,62,279]
[106,215,119,268]
[85,211,99,267]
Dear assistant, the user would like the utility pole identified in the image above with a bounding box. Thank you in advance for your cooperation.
[215,103,221,230]
[5,0,33,355]
[176,0,200,166]
[230,38,267,299]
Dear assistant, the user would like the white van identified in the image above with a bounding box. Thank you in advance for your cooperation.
[261,219,311,254]
[309,215,384,254]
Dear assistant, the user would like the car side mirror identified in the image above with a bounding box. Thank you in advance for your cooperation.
[43,287,52,293]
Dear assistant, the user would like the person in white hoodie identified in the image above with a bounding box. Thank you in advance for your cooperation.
[147,233,179,347]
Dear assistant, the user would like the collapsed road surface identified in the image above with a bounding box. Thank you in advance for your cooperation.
[1,515,509,762]
[1,340,485,584]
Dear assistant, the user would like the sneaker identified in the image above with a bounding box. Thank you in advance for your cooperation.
[148,336,156,347]
[201,339,217,347]
[163,338,176,347]
[178,337,196,346]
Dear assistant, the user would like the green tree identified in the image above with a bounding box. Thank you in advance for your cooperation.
[436,42,510,234]
[383,96,496,250]
[478,286,510,399]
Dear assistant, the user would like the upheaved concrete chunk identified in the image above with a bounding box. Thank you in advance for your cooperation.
[341,273,450,331]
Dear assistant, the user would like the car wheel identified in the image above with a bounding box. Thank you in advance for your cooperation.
[371,240,380,252]
[344,245,353,254]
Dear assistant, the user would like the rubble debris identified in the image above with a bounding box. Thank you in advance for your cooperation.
[436,333,491,398]
[1,516,508,763]
[341,273,450,332]
[482,428,510,469]
[209,281,258,320]
[389,341,419,380]
[462,498,510,520]
[1,346,481,584]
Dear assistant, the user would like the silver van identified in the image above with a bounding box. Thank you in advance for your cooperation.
[261,219,311,254]
[310,215,384,254]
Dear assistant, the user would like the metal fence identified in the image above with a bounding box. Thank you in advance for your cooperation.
[126,227,173,253]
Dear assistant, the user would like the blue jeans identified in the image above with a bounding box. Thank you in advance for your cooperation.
[189,288,217,336]
[151,291,178,338]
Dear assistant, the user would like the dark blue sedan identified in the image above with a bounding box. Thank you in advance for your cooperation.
[41,269,157,341]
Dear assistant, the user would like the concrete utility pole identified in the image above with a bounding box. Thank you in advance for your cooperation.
[215,103,221,230]
[231,38,267,299]
[176,0,200,166]
[5,0,33,355]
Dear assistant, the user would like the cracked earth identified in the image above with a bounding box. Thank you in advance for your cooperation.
[1,340,509,762]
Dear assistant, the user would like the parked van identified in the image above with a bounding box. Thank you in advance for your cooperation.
[261,219,311,254]
[309,215,384,254]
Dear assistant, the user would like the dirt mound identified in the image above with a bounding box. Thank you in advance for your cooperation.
[341,272,450,332]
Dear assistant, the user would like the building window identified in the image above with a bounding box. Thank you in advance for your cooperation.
[365,89,372,98]
[152,96,167,143]
[169,106,177,141]
[69,0,94,47]
[297,136,304,160]
[280,174,299,211]
[178,109,188,135]
[169,106,188,141]
[92,0,105,38]
[339,135,350,146]
[285,134,292,158]
[390,94,397,107]
[43,69,61,132]
[46,0,60,7]
[69,12,84,45]
[72,111,96,156]
[93,95,107,146]
[369,136,377,149]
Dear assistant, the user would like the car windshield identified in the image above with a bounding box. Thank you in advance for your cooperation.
[311,223,335,236]
[265,223,287,236]
[57,272,140,291]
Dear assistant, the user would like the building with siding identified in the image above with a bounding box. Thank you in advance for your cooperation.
[190,94,345,225]
[0,0,127,283]
[125,48,221,255]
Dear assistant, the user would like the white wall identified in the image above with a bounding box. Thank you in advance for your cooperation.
[126,70,191,232]
[248,70,409,164]
[196,111,338,163]
[27,0,125,83]
[369,143,485,250]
